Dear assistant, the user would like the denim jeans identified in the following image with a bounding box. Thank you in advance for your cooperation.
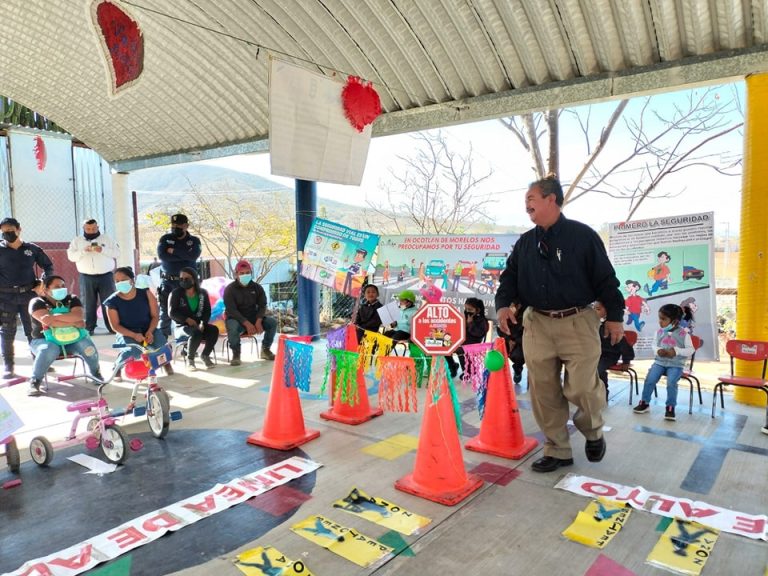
[114,329,167,368]
[30,337,101,381]
[641,362,683,407]
[79,272,115,332]
[225,316,276,352]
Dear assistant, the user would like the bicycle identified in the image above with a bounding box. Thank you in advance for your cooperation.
[476,280,496,295]
[29,375,131,466]
[109,342,181,439]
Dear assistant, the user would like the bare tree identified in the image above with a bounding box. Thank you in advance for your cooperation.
[365,131,495,234]
[500,85,743,220]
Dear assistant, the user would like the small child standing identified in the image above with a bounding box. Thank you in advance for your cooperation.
[632,304,694,421]
[595,300,635,400]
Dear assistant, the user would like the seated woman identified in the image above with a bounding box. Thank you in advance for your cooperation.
[169,267,219,371]
[27,275,103,396]
[104,266,172,379]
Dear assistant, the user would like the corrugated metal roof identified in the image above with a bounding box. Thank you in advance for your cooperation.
[1,0,766,169]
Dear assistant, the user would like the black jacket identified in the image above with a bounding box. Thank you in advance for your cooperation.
[169,287,211,325]
[355,300,383,333]
[223,280,267,324]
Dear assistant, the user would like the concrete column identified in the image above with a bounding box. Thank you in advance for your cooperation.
[111,171,135,269]
[735,74,768,405]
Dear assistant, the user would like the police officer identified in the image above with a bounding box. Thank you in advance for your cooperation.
[0,217,54,378]
[157,214,201,337]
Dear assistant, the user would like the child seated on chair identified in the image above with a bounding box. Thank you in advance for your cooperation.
[27,275,103,397]
[384,290,418,342]
[354,284,383,342]
[633,304,694,421]
[595,299,635,401]
[447,297,488,379]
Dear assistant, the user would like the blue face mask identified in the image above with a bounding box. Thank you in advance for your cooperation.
[238,274,252,285]
[115,280,133,294]
[50,287,68,301]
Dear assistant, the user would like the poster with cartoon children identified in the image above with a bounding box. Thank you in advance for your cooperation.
[608,212,718,361]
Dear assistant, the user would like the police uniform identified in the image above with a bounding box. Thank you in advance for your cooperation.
[157,215,201,336]
[0,239,54,374]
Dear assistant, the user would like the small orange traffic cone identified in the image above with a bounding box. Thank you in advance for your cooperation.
[395,358,483,506]
[465,338,537,459]
[321,326,383,425]
[247,335,320,450]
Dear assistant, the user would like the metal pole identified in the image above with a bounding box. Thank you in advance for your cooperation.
[295,179,319,339]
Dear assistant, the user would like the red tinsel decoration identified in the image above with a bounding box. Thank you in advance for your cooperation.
[341,76,382,132]
[33,136,46,171]
[95,1,144,91]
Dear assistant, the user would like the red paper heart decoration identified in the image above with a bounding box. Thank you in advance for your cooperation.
[33,135,46,171]
[94,1,144,92]
[341,76,382,132]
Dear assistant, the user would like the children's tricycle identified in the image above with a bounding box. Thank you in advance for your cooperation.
[29,379,130,466]
[111,342,181,439]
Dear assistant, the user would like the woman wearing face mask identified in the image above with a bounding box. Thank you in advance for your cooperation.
[26,275,103,396]
[104,266,172,379]
[169,267,218,371]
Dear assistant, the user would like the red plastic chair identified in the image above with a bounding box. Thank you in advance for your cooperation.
[680,335,704,414]
[712,339,768,434]
[607,330,640,404]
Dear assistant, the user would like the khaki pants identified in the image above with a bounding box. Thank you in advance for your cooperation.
[522,307,606,459]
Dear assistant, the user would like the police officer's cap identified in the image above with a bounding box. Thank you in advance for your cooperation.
[171,214,188,225]
[0,217,20,228]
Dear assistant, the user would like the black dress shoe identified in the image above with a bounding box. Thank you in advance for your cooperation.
[585,437,606,462]
[531,456,574,473]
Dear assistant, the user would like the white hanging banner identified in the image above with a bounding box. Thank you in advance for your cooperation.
[269,57,372,186]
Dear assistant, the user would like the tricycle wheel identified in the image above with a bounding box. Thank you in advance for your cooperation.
[6,437,20,473]
[29,436,54,466]
[101,424,128,464]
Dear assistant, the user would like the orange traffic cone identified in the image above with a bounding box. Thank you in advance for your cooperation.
[395,357,483,506]
[247,334,320,450]
[465,338,537,459]
[321,326,383,425]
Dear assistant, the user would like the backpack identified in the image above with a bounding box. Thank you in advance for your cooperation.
[43,305,89,351]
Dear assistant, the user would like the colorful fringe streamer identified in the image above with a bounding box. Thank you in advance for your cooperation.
[408,343,432,388]
[283,340,313,392]
[376,356,418,412]
[359,330,393,373]
[426,357,462,434]
[476,369,489,419]
[462,342,493,391]
[321,348,361,405]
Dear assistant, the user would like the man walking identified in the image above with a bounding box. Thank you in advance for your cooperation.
[0,217,54,378]
[496,177,624,473]
[157,214,201,337]
[67,219,118,334]
[223,260,277,365]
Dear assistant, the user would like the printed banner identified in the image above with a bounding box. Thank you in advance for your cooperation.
[301,218,379,296]
[562,499,632,548]
[291,514,393,567]
[0,393,23,439]
[608,213,717,360]
[374,234,519,320]
[269,57,373,185]
[646,519,719,575]
[235,546,315,576]
[7,457,321,576]
[332,487,432,535]
[556,474,767,541]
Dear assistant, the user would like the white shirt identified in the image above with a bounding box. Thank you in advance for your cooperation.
[67,234,119,275]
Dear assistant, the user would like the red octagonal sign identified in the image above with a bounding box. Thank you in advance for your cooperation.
[411,303,466,356]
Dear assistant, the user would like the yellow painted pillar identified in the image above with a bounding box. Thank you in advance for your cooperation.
[735,74,768,405]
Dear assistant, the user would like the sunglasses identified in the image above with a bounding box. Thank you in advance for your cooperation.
[537,239,549,259]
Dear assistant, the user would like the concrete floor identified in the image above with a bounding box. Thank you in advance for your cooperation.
[1,331,767,576]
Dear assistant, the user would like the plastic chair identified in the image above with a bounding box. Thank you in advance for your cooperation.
[712,339,768,434]
[606,330,640,404]
[221,332,260,361]
[680,335,704,414]
[174,334,218,366]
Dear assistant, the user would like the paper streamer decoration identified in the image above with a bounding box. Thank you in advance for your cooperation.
[426,357,462,434]
[646,519,718,575]
[291,514,393,567]
[359,330,393,372]
[235,546,315,576]
[322,348,360,405]
[341,76,382,132]
[283,340,313,392]
[562,499,632,548]
[92,1,144,92]
[462,342,493,390]
[332,487,431,535]
[377,355,418,412]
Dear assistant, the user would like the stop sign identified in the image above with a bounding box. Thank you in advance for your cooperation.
[411,303,466,356]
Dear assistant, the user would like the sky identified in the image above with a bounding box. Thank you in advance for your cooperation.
[203,82,745,236]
